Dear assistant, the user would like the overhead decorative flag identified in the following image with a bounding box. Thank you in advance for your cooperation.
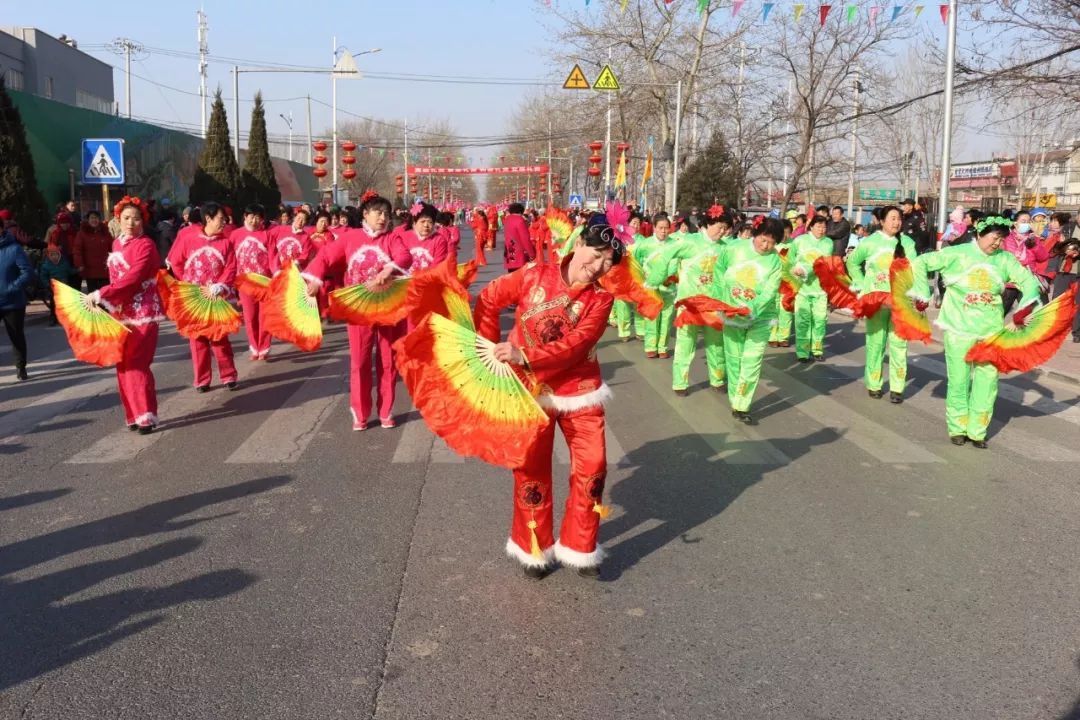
[939,3,949,21]
[697,0,708,14]
[794,4,805,21]
[621,0,628,10]
[614,149,627,188]
[869,5,883,24]
[819,4,832,24]
[640,145,653,191]
[891,4,904,20]
[732,0,744,15]
[846,4,857,21]
[914,4,925,16]
[762,2,775,20]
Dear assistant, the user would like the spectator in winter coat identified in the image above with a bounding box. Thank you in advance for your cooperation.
[46,212,77,260]
[38,244,76,325]
[154,209,178,262]
[1002,211,1049,312]
[73,211,113,292]
[900,199,931,254]
[825,206,852,257]
[0,224,34,380]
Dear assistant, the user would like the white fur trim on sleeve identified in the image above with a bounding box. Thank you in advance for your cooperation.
[905,289,931,304]
[300,272,323,288]
[553,540,605,568]
[535,383,612,414]
[505,538,554,568]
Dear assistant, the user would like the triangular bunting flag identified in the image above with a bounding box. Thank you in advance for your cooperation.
[820,4,832,24]
[697,0,709,14]
[733,0,745,15]
[914,4,925,16]
[939,3,949,22]
[794,4,805,20]
[891,4,904,20]
[762,2,775,20]
[869,5,883,24]
[621,0,628,10]
[846,4,858,21]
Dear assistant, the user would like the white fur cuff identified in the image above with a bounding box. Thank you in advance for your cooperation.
[536,383,612,414]
[506,538,554,568]
[554,540,605,568]
[300,272,323,288]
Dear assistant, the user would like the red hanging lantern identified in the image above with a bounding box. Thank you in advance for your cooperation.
[588,154,603,165]
[588,141,604,152]
[616,142,631,153]
[312,140,328,152]
[341,140,357,152]
[341,155,357,165]
[587,167,601,177]
[313,154,328,165]
[313,167,328,178]
[395,175,404,194]
[342,168,357,180]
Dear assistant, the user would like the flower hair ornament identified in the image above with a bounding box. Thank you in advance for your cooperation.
[409,201,424,217]
[603,198,634,246]
[975,216,1013,234]
[360,189,380,204]
[113,195,151,224]
[707,204,727,219]
[751,214,766,230]
[598,224,624,253]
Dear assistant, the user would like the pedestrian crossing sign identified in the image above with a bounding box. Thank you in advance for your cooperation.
[563,64,591,90]
[592,65,620,91]
[81,138,125,185]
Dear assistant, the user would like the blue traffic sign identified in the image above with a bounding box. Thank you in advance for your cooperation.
[568,194,583,208]
[82,138,125,185]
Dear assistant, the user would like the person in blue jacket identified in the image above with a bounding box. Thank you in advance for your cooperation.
[0,219,34,380]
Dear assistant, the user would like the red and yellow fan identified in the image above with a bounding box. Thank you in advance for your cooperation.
[889,258,932,343]
[598,252,663,320]
[778,246,800,313]
[965,286,1077,373]
[156,271,241,341]
[405,257,472,327]
[673,295,750,331]
[456,260,479,289]
[263,261,323,352]
[813,256,857,311]
[545,207,574,260]
[328,278,411,326]
[236,273,272,302]
[51,280,130,367]
[394,311,547,469]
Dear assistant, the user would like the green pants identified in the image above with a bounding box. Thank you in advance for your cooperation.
[863,307,908,393]
[944,332,999,441]
[770,297,792,343]
[615,300,641,338]
[672,318,725,390]
[642,294,675,354]
[794,292,827,358]
[723,320,772,412]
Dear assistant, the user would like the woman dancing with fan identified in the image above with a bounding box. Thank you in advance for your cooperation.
[87,196,165,434]
[303,192,410,430]
[232,204,273,360]
[473,223,623,579]
[907,217,1046,449]
[166,201,239,392]
[269,207,312,274]
[394,202,452,274]
[845,206,918,404]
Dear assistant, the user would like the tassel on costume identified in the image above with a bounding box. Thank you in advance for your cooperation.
[593,503,612,519]
[527,520,544,559]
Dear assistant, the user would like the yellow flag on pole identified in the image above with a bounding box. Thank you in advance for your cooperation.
[640,148,653,190]
[615,149,628,188]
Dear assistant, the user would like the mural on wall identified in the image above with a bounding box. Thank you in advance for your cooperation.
[10,90,315,210]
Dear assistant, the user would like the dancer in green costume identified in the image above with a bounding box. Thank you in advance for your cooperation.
[769,219,795,347]
[845,205,918,403]
[636,215,676,358]
[613,214,645,341]
[711,217,784,423]
[646,206,732,395]
[908,216,1041,448]
[790,215,834,361]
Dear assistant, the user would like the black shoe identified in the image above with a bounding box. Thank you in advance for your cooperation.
[1073,336,1080,344]
[868,389,884,399]
[797,356,810,363]
[674,388,689,397]
[812,354,824,362]
[731,410,752,424]
[950,435,967,446]
[15,367,28,381]
[890,392,904,404]
[711,384,725,392]
[195,385,209,393]
[128,423,138,432]
[523,565,550,580]
[577,566,601,579]
[225,381,239,391]
[137,425,155,435]
[970,438,988,449]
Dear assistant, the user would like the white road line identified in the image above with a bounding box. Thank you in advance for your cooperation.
[391,409,435,463]
[430,437,466,464]
[608,341,792,465]
[0,374,119,444]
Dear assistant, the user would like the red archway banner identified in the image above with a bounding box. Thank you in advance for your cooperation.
[407,165,549,175]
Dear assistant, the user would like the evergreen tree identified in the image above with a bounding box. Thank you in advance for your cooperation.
[239,92,281,209]
[677,133,743,212]
[0,77,48,237]
[189,89,241,207]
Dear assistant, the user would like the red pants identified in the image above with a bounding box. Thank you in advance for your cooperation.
[117,322,159,427]
[347,321,402,424]
[190,336,237,388]
[239,291,271,356]
[474,239,487,266]
[509,406,607,568]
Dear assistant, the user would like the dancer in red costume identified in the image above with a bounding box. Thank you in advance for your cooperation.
[436,211,461,263]
[303,193,410,430]
[166,201,239,392]
[269,207,312,273]
[473,223,624,579]
[88,196,164,434]
[307,210,339,318]
[392,202,451,273]
[470,208,489,266]
[231,204,272,359]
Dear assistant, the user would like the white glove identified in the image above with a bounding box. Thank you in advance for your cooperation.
[209,283,229,298]
[86,290,102,306]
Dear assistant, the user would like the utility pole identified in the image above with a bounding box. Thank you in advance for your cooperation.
[847,67,860,218]
[197,11,208,137]
[604,46,613,199]
[547,121,553,207]
[936,0,959,235]
[232,66,240,162]
[306,95,313,165]
[279,112,294,161]
[671,79,683,215]
[108,37,144,119]
[403,117,409,202]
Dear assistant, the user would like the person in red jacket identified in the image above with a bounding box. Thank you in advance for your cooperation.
[529,211,551,265]
[392,202,451,274]
[501,203,536,274]
[73,211,113,292]
[166,201,239,392]
[470,208,488,266]
[269,208,313,274]
[231,204,273,359]
[87,196,165,434]
[473,222,623,579]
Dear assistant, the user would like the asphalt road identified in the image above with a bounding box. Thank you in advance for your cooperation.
[3,232,1080,719]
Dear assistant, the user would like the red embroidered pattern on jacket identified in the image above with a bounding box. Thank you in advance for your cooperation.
[108,249,163,325]
[346,245,392,285]
[235,235,269,275]
[183,244,226,284]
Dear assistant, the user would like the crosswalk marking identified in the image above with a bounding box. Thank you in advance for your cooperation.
[430,437,465,464]
[0,374,118,446]
[608,341,793,465]
[226,353,347,464]
[391,411,434,463]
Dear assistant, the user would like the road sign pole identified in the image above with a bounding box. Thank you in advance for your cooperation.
[102,185,109,216]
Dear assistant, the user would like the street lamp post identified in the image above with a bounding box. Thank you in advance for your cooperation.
[279,112,294,161]
[332,40,381,205]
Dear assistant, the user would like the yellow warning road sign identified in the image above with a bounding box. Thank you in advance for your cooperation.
[563,64,591,90]
[593,65,620,91]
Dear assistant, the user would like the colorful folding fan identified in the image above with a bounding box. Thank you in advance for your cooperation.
[159,275,241,342]
[328,278,411,326]
[888,258,932,343]
[263,261,323,352]
[598,252,663,320]
[394,312,548,469]
[965,286,1077,373]
[406,257,472,327]
[854,291,890,319]
[51,280,131,367]
[236,273,272,302]
[778,246,801,313]
[545,207,574,247]
[673,295,751,331]
[813,256,858,311]
[456,260,478,289]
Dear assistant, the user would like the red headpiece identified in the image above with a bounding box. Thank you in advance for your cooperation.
[707,204,726,219]
[751,215,766,230]
[360,189,380,204]
[113,195,151,224]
